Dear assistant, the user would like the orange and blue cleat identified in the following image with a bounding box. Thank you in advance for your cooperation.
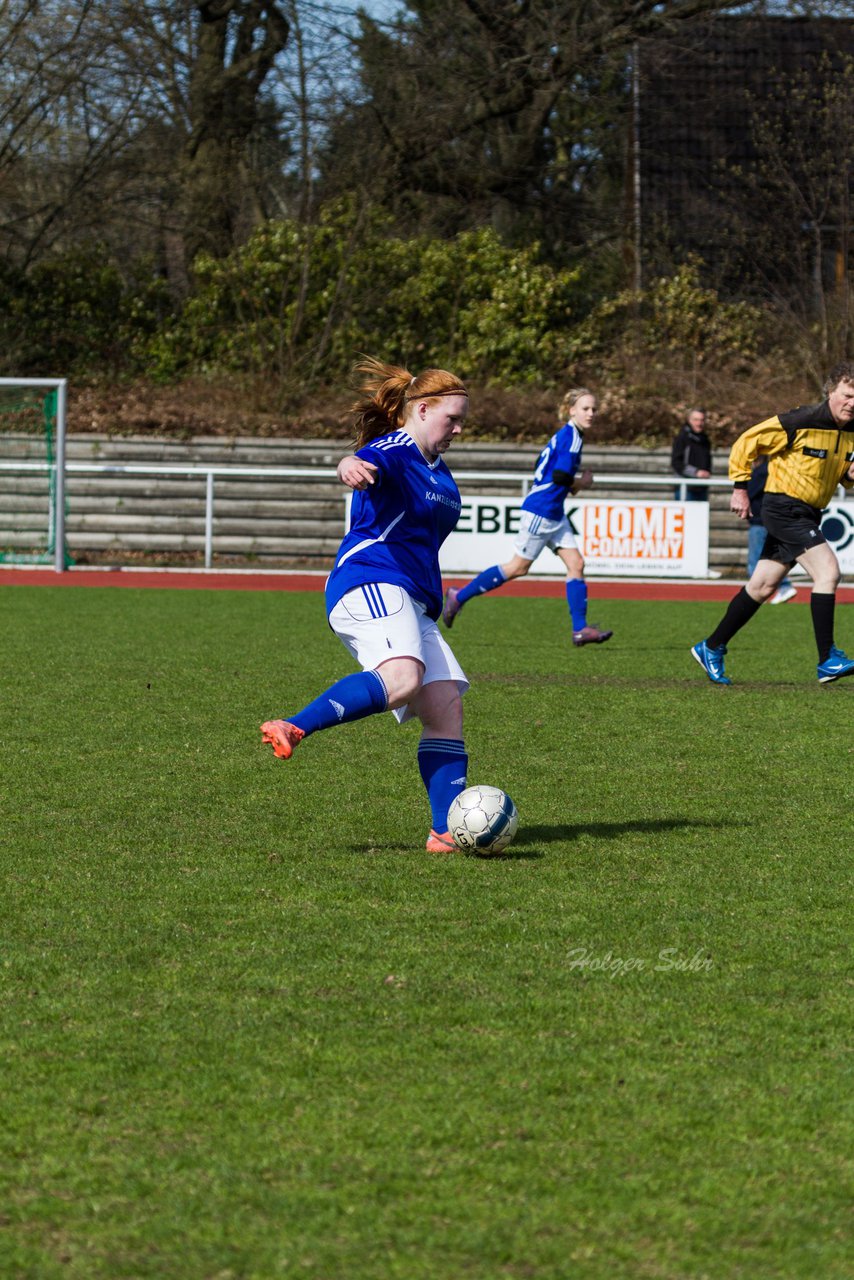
[260,720,305,759]
[425,829,457,853]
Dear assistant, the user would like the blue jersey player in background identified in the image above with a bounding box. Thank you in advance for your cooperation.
[443,388,613,646]
[261,357,472,853]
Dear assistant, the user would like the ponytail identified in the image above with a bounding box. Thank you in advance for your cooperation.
[351,356,468,448]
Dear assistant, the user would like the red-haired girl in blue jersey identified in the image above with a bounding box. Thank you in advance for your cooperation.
[261,358,471,852]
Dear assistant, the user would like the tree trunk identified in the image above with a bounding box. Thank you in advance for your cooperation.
[182,0,289,267]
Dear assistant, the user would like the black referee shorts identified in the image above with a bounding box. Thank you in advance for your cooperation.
[760,493,826,566]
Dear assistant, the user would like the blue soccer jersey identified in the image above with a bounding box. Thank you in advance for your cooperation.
[521,421,583,520]
[325,430,462,620]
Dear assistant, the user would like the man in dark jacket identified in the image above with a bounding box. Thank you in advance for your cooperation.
[671,408,712,500]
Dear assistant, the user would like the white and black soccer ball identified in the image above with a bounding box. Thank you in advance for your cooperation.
[447,785,519,855]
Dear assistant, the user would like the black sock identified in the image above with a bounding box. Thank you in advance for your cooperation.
[811,592,835,662]
[707,587,763,649]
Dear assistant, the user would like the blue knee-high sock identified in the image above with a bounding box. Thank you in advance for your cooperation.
[289,670,387,737]
[418,738,468,831]
[457,565,507,607]
[566,579,588,631]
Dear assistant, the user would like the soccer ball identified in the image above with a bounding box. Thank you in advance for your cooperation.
[447,785,519,855]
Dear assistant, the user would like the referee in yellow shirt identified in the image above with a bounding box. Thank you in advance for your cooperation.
[692,363,854,685]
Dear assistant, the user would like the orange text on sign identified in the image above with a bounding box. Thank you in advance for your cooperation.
[582,505,685,558]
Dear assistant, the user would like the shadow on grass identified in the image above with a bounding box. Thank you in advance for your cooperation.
[347,841,543,861]
[519,815,732,844]
[465,847,544,862]
[348,817,731,860]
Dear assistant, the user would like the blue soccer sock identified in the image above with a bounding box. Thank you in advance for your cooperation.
[289,669,388,737]
[457,565,507,607]
[566,578,588,631]
[418,738,468,832]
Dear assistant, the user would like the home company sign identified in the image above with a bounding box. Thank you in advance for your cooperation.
[438,497,711,578]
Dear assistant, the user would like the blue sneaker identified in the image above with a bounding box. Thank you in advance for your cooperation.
[817,646,854,683]
[691,640,731,685]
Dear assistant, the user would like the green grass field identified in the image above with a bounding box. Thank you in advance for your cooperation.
[1,584,852,1279]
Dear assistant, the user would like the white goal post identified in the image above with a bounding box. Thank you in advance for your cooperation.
[0,377,68,573]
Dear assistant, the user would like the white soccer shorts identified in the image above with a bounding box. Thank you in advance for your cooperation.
[328,582,469,724]
[513,509,578,560]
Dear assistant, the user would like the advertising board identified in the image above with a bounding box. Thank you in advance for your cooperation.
[439,496,710,577]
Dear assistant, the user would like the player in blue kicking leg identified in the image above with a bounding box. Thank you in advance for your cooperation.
[261,358,471,852]
[442,387,613,647]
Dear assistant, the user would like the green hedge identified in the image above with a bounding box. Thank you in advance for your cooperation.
[0,209,769,393]
[0,249,172,378]
[146,201,587,385]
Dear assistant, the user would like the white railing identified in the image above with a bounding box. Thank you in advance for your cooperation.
[0,459,739,571]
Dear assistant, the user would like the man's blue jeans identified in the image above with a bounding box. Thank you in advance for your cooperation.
[747,522,792,590]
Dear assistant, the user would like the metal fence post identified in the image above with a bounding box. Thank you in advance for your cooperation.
[204,471,214,569]
[53,380,67,572]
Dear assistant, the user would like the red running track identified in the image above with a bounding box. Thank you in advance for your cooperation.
[1,567,851,602]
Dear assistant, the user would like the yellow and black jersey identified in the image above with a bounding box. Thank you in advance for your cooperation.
[729,400,854,510]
